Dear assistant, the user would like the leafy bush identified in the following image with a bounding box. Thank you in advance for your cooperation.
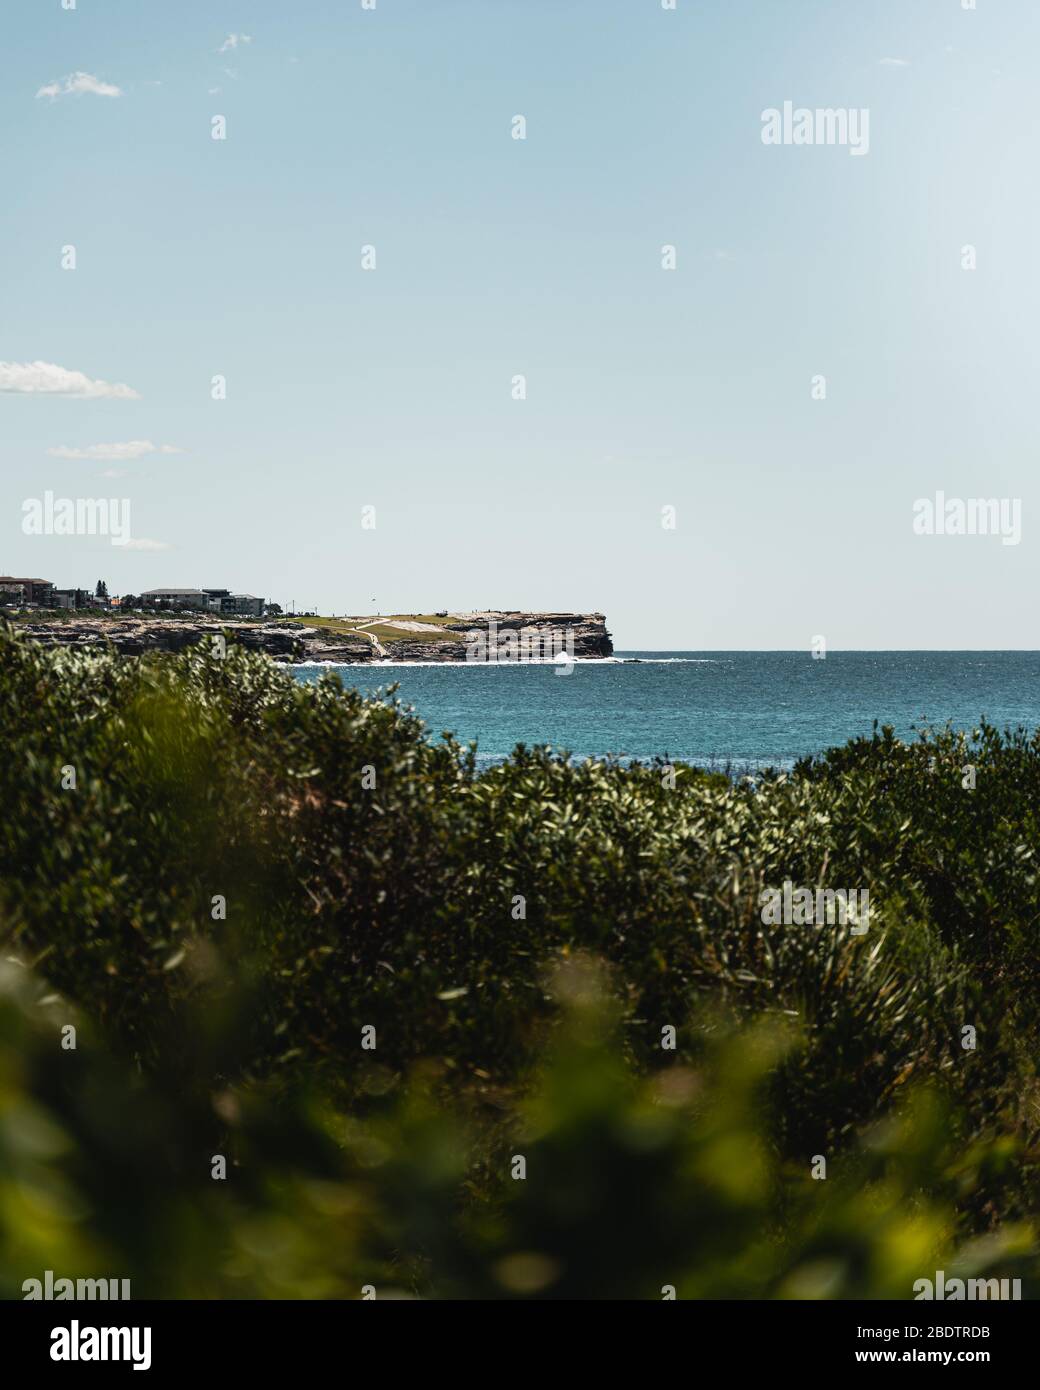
[1,624,1038,1294]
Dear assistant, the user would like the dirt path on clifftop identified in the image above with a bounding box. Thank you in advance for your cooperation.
[351,625,387,657]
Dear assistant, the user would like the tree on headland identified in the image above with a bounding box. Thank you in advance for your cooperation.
[95,579,109,600]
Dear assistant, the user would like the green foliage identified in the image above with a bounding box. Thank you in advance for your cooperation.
[1,626,1038,1296]
[1,957,1035,1299]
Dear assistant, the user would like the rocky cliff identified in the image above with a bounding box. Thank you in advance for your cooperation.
[9,611,613,664]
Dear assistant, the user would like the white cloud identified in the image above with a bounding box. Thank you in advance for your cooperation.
[0,361,140,400]
[218,34,251,54]
[48,441,182,462]
[36,72,122,100]
[880,57,910,67]
[118,538,172,551]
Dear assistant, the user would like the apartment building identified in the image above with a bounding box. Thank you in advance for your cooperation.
[0,576,55,606]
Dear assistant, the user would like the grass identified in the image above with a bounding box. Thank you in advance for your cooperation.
[362,624,461,643]
[280,615,370,633]
[281,614,465,642]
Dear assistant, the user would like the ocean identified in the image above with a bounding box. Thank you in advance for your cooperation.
[291,651,1040,770]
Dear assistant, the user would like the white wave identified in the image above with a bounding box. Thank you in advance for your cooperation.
[294,657,617,669]
[292,656,727,670]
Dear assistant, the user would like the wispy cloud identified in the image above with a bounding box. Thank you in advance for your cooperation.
[48,441,182,462]
[880,57,911,68]
[118,537,172,552]
[218,33,251,54]
[0,361,140,400]
[36,72,122,100]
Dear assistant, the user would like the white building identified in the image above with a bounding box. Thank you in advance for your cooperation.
[140,588,209,611]
[140,588,266,617]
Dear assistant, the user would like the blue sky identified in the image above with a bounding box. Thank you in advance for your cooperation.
[2,0,1037,648]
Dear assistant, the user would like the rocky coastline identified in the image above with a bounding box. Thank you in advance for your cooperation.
[9,612,614,664]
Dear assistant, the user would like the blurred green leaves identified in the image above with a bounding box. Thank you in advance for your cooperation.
[2,956,1036,1299]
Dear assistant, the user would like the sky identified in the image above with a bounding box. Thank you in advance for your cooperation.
[1,0,1037,649]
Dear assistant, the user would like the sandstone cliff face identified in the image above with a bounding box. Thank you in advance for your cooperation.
[10,612,613,664]
[443,613,613,659]
[15,620,304,661]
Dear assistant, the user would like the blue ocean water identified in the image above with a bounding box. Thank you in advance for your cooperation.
[291,652,1040,770]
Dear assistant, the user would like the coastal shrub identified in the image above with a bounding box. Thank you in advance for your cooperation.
[2,621,1040,1261]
